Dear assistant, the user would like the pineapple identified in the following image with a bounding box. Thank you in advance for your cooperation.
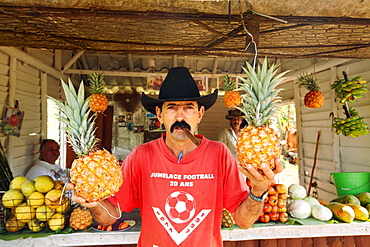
[48,79,123,202]
[236,59,288,170]
[297,72,324,108]
[69,206,93,230]
[221,74,241,108]
[221,208,235,228]
[88,72,108,114]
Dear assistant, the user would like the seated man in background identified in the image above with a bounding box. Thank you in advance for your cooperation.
[218,109,246,160]
[26,139,68,183]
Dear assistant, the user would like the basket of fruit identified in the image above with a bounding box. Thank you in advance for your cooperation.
[1,175,71,233]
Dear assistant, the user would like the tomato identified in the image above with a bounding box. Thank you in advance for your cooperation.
[278,193,288,199]
[268,186,277,195]
[277,207,287,212]
[271,205,278,212]
[269,212,279,221]
[259,214,270,223]
[263,203,272,213]
[279,212,289,223]
[277,199,287,208]
[268,195,278,206]
[274,184,287,194]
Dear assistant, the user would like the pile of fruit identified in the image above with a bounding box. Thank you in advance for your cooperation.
[332,109,368,137]
[1,175,71,233]
[331,75,368,104]
[286,184,370,223]
[258,183,289,223]
[331,72,369,138]
[325,193,370,223]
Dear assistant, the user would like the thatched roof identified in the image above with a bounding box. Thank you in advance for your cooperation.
[1,0,370,59]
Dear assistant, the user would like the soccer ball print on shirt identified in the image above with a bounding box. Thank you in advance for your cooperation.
[165,191,196,224]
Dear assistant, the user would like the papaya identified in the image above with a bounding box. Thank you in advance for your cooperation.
[330,195,361,205]
[347,204,369,221]
[355,192,370,207]
[326,202,355,223]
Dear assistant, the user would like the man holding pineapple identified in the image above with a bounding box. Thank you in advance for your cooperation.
[68,67,282,246]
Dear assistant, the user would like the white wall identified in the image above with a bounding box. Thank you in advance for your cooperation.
[282,59,370,202]
[0,47,66,177]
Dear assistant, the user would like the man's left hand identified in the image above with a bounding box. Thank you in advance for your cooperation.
[238,159,283,194]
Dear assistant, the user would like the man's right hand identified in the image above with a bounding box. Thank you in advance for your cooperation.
[66,182,99,208]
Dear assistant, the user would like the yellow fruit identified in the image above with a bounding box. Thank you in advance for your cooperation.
[326,202,355,223]
[297,72,324,108]
[224,91,241,109]
[35,175,54,193]
[69,206,93,230]
[45,189,64,209]
[88,72,108,113]
[49,79,123,203]
[221,208,235,228]
[27,191,45,208]
[9,176,29,190]
[89,94,108,114]
[28,218,46,232]
[347,204,369,221]
[237,126,281,170]
[236,59,287,171]
[48,213,66,231]
[70,149,123,202]
[2,189,24,208]
[304,90,324,108]
[15,202,36,223]
[5,216,26,232]
[36,205,55,221]
[55,197,71,213]
[53,180,65,190]
[21,180,36,197]
[221,74,240,108]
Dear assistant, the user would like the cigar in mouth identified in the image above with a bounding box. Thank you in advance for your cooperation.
[181,127,200,146]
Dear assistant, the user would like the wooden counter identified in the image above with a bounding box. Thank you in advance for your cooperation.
[1,209,370,247]
[1,222,370,247]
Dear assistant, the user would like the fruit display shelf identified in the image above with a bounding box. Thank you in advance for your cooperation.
[1,209,370,247]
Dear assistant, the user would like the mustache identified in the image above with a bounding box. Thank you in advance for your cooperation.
[170,121,191,133]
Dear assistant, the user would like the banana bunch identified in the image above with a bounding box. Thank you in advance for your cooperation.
[331,76,368,104]
[332,116,369,137]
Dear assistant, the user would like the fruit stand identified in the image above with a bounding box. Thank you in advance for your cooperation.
[1,210,370,247]
[2,182,370,247]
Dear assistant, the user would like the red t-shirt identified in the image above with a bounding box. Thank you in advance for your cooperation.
[108,135,249,246]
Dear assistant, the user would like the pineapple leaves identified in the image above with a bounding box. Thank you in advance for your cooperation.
[76,80,86,108]
[47,78,98,156]
[237,58,289,127]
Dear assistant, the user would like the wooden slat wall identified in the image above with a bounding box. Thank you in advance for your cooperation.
[0,48,65,177]
[198,95,230,141]
[288,59,370,202]
[0,51,10,148]
[11,59,42,176]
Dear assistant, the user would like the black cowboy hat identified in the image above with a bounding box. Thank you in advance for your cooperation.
[141,67,218,114]
[225,109,245,120]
